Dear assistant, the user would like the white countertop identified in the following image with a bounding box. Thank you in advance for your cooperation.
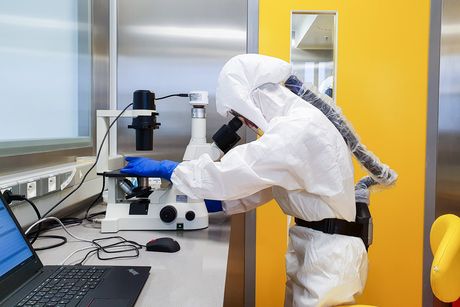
[35,213,231,307]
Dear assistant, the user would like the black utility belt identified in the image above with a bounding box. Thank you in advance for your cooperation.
[294,217,371,249]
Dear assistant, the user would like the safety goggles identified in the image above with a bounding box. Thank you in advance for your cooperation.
[229,110,263,137]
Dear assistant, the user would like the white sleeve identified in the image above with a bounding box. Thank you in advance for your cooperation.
[222,188,273,215]
[170,124,303,201]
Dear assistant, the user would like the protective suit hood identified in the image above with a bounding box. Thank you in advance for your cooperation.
[216,54,292,132]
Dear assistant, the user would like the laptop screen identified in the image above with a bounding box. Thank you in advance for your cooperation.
[0,197,34,278]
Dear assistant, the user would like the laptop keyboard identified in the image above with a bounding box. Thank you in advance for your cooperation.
[16,266,107,307]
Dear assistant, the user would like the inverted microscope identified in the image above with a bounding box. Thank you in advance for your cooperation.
[96,90,242,233]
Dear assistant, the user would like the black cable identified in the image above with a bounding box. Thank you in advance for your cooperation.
[29,227,41,245]
[86,211,106,221]
[75,236,143,266]
[2,191,41,221]
[92,236,143,253]
[0,191,66,248]
[95,243,141,261]
[27,218,83,236]
[21,198,41,220]
[26,217,82,250]
[2,193,42,244]
[33,235,67,251]
[19,198,42,244]
[26,218,143,262]
[76,248,99,266]
[155,93,189,100]
[85,175,106,221]
[42,102,134,218]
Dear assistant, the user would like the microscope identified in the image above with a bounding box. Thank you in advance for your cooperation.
[96,90,242,233]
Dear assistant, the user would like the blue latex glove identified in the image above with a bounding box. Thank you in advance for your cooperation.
[121,157,179,180]
[204,199,223,212]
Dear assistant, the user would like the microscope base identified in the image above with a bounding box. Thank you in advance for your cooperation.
[100,202,209,233]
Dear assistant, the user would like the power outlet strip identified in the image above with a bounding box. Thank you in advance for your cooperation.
[1,165,81,201]
[0,156,114,200]
[1,156,125,227]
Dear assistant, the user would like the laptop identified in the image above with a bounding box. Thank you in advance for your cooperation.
[0,193,150,307]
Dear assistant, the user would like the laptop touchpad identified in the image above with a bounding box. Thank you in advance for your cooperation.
[89,298,130,307]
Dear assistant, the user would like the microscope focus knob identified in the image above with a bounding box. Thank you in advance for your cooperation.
[160,206,177,223]
[185,211,195,221]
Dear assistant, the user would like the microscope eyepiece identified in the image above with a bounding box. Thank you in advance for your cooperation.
[212,116,243,154]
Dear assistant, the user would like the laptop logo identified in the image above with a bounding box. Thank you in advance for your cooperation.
[128,269,139,276]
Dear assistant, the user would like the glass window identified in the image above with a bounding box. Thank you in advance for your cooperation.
[291,12,336,98]
[0,0,91,157]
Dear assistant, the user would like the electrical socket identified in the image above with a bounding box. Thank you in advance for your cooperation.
[18,179,41,199]
[48,176,57,192]
[39,175,60,195]
[0,186,12,193]
[26,181,37,199]
[1,184,19,195]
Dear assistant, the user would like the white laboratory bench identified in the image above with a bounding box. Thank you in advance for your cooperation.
[35,213,231,307]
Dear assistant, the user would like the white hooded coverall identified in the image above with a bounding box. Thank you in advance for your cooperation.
[171,54,368,307]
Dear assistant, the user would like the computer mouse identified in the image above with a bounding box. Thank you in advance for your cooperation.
[146,237,180,253]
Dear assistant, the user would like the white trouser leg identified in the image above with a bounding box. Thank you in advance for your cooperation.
[284,226,368,307]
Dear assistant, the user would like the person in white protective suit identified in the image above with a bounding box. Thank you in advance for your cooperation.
[122,54,368,307]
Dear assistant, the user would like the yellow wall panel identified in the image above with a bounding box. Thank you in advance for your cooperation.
[257,0,431,306]
[255,201,288,307]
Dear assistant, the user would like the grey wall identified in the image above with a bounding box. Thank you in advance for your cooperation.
[116,0,248,161]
